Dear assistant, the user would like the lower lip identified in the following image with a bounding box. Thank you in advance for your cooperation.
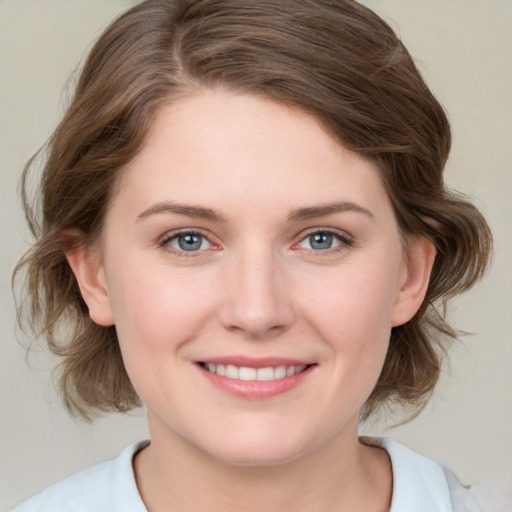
[196,364,314,399]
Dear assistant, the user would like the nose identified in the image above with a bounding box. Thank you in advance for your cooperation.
[218,245,295,340]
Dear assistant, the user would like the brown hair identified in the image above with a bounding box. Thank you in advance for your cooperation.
[14,0,492,421]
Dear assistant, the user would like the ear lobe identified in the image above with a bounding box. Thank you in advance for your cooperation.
[391,237,436,327]
[64,234,114,327]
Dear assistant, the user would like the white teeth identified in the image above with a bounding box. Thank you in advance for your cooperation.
[256,367,275,381]
[274,366,287,379]
[295,365,306,375]
[225,364,239,379]
[239,367,256,380]
[202,363,308,381]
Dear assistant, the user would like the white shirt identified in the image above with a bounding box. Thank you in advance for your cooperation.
[9,438,482,512]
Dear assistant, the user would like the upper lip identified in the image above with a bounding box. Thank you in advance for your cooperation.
[196,356,315,369]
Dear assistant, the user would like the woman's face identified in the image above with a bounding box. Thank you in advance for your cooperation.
[76,89,431,465]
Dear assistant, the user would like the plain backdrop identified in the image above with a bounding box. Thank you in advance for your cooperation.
[1,1,511,510]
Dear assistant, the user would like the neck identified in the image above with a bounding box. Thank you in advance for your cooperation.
[134,418,392,512]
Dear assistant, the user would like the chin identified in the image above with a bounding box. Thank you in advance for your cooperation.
[200,427,315,467]
[213,446,305,467]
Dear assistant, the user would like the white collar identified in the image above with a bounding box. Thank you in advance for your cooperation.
[113,438,453,512]
[110,440,149,511]
[363,437,453,512]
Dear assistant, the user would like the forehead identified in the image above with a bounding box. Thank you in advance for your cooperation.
[113,88,390,219]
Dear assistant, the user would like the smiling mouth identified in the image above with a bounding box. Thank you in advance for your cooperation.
[198,362,311,382]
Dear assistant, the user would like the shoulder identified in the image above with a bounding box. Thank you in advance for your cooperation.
[444,467,484,512]
[9,441,149,512]
[9,460,113,512]
[361,437,483,512]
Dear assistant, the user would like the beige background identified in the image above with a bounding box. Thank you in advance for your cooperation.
[1,1,510,510]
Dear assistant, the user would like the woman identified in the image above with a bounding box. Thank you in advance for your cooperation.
[10,1,493,511]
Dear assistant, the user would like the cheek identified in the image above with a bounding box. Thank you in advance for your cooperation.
[105,265,221,413]
[300,266,397,371]
[304,267,397,333]
[107,265,217,358]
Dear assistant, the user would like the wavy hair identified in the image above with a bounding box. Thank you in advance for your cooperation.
[14,0,492,421]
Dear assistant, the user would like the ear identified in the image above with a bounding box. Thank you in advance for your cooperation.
[391,236,436,327]
[64,233,114,327]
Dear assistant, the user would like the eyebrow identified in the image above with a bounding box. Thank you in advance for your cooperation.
[137,202,225,222]
[287,201,374,222]
[137,200,374,223]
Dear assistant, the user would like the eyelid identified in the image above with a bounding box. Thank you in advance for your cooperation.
[157,226,354,257]
[292,227,354,251]
[158,228,220,256]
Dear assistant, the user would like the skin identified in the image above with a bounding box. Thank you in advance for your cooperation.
[68,89,435,512]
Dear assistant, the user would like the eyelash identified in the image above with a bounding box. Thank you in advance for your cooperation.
[159,229,217,257]
[294,228,354,255]
[158,228,354,257]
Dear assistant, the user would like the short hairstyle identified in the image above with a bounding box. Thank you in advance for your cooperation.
[14,0,492,421]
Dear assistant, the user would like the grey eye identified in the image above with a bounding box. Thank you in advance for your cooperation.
[167,233,210,252]
[297,231,346,252]
[178,234,203,251]
[309,232,334,250]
